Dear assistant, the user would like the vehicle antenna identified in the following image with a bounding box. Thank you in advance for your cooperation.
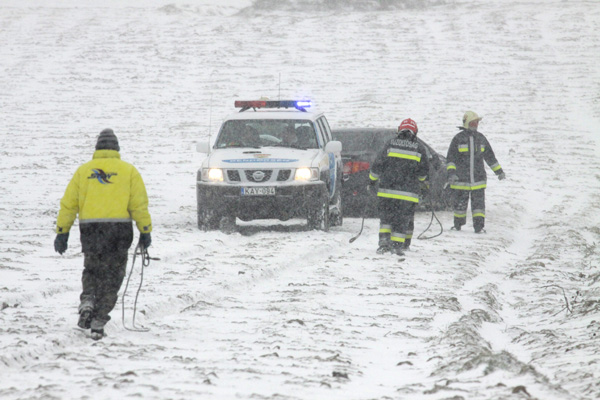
[207,92,212,154]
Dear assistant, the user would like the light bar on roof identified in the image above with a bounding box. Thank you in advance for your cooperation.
[295,100,312,108]
[234,100,267,108]
[234,100,312,112]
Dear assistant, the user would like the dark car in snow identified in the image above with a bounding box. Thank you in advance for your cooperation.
[331,128,452,217]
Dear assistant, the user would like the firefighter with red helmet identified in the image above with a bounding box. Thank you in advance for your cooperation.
[369,119,430,256]
[446,111,505,233]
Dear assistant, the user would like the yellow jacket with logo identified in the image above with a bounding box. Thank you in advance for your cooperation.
[56,150,152,253]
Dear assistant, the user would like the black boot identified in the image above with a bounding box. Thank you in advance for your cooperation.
[392,244,405,256]
[474,222,485,233]
[91,328,104,341]
[376,245,392,254]
[77,310,93,329]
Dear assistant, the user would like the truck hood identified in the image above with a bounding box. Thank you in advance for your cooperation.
[205,147,320,169]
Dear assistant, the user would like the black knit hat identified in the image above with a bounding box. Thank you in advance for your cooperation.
[96,128,120,151]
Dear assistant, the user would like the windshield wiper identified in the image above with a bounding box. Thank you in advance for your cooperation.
[222,143,261,149]
[270,143,307,150]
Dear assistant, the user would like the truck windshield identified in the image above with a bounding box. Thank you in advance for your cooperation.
[215,119,318,149]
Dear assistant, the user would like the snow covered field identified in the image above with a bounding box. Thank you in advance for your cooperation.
[1,0,599,399]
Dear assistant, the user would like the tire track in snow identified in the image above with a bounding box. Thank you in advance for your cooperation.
[419,123,599,399]
[0,228,357,393]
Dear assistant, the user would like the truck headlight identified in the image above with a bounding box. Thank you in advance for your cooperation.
[294,167,318,181]
[202,168,224,182]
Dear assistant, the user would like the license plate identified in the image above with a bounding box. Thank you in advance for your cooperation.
[241,186,276,196]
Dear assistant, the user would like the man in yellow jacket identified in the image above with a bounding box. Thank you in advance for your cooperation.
[54,128,152,340]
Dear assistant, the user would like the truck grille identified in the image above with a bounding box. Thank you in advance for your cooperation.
[244,170,273,182]
[277,170,291,181]
[227,170,241,182]
[226,169,291,182]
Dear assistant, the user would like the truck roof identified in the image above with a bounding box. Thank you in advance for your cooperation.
[224,99,324,121]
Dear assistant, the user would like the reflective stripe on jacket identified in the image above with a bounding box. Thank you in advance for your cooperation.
[446,127,503,191]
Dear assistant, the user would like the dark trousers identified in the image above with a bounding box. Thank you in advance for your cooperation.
[378,197,416,249]
[80,252,128,330]
[452,189,485,231]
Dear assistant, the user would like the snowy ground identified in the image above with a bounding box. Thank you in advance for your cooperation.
[1,0,599,399]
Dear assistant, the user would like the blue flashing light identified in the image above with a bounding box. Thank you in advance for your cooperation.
[295,100,312,108]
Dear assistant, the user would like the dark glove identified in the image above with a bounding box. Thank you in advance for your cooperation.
[54,233,69,255]
[367,180,377,193]
[498,172,506,180]
[420,181,430,197]
[139,233,152,250]
[448,175,458,185]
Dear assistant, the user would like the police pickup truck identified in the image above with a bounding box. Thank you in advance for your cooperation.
[196,100,343,232]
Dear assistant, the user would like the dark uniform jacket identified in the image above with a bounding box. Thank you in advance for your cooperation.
[446,127,503,190]
[369,132,430,203]
[56,150,152,254]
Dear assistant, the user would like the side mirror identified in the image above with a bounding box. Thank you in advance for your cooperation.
[325,140,342,154]
[196,141,211,153]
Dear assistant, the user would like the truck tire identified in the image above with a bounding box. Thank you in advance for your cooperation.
[219,215,236,234]
[197,207,220,231]
[307,193,330,231]
[329,173,343,227]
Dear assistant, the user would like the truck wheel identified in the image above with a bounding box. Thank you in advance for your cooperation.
[219,215,236,234]
[329,175,343,227]
[197,208,220,231]
[307,195,330,231]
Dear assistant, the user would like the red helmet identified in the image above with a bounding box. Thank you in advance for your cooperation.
[398,118,418,135]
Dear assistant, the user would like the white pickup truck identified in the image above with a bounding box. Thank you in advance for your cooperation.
[196,100,343,232]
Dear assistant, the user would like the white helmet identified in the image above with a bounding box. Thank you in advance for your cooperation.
[462,111,482,129]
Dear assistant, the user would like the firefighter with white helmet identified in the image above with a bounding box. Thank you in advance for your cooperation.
[446,111,505,233]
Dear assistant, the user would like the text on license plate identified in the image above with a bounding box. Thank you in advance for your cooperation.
[241,187,276,196]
